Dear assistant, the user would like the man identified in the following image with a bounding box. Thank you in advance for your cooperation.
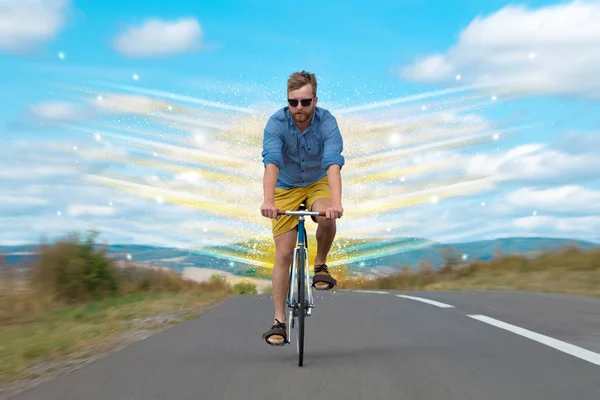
[260,70,345,346]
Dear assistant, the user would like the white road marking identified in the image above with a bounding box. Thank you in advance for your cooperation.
[395,295,455,308]
[468,314,600,367]
[354,290,390,294]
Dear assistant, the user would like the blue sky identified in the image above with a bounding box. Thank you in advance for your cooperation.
[2,0,600,253]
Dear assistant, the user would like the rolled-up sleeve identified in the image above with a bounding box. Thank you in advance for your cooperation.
[321,114,345,170]
[261,118,283,168]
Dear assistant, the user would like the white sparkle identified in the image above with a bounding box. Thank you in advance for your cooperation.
[132,73,139,80]
[493,133,500,140]
[126,253,132,260]
[109,201,113,206]
[153,152,158,157]
[167,105,173,111]
[72,145,78,150]
[491,95,497,101]
[421,106,427,111]
[533,210,537,216]
[529,52,536,59]
[431,195,439,204]
[156,195,164,204]
[481,201,486,206]
[97,95,103,101]
[389,133,402,145]
[400,176,406,182]
[94,133,102,142]
[386,227,391,232]
[203,228,208,232]
[462,254,468,260]
[56,210,62,216]
[455,74,462,80]
[58,52,65,60]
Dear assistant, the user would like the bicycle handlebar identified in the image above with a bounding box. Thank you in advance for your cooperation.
[277,210,326,216]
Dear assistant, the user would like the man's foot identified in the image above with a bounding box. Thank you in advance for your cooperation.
[312,263,337,290]
[262,319,287,346]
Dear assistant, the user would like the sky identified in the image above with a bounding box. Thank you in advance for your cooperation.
[2,0,600,260]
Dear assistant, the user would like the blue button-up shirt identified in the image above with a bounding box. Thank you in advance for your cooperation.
[262,106,345,189]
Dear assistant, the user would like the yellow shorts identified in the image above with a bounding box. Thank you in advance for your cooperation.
[272,175,331,237]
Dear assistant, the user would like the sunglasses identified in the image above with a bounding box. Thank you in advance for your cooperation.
[288,98,313,107]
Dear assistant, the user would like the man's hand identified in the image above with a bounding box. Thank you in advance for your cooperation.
[325,203,343,220]
[261,201,280,220]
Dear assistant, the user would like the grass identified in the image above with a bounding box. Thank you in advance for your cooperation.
[0,230,249,387]
[0,291,226,385]
[337,245,600,297]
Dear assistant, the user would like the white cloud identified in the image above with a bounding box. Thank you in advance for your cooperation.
[514,215,600,237]
[505,186,600,215]
[93,94,170,114]
[0,0,70,53]
[465,132,600,184]
[0,165,75,181]
[112,17,204,57]
[29,100,87,122]
[400,0,600,99]
[67,205,118,217]
[25,94,175,125]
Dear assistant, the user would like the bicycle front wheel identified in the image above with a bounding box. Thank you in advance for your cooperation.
[296,244,305,367]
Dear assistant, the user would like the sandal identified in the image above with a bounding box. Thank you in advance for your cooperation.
[312,264,337,290]
[262,319,287,346]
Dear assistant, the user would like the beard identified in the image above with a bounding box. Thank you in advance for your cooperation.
[292,109,312,123]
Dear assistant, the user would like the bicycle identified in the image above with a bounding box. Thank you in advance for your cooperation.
[277,204,326,367]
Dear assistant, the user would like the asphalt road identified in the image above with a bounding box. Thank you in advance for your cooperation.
[9,290,600,400]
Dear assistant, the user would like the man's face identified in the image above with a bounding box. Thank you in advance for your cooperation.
[288,84,317,124]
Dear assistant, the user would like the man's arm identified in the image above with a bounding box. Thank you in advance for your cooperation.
[263,163,279,204]
[321,113,345,218]
[261,118,283,219]
[327,164,342,207]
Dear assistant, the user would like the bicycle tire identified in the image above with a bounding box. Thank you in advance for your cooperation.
[296,244,305,367]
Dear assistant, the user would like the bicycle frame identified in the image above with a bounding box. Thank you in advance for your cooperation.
[287,211,315,318]
[277,207,325,366]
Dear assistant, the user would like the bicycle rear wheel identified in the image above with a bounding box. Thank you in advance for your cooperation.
[296,244,305,367]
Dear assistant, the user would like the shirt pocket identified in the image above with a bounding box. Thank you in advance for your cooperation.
[305,135,322,157]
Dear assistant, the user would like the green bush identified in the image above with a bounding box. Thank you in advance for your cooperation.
[31,230,119,303]
[232,281,257,295]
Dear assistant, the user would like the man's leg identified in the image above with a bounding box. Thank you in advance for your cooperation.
[310,198,336,266]
[263,184,304,345]
[309,198,338,290]
[271,228,297,323]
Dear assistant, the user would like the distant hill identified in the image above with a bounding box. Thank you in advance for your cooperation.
[2,236,598,277]
[341,237,599,274]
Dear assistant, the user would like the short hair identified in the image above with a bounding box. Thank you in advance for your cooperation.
[287,70,317,97]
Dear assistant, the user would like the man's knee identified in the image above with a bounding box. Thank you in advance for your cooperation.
[316,217,336,229]
[274,229,297,266]
[310,198,334,225]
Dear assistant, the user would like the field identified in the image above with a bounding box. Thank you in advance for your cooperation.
[0,231,257,392]
[337,245,600,297]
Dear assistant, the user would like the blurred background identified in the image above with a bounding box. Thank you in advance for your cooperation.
[3,0,599,272]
